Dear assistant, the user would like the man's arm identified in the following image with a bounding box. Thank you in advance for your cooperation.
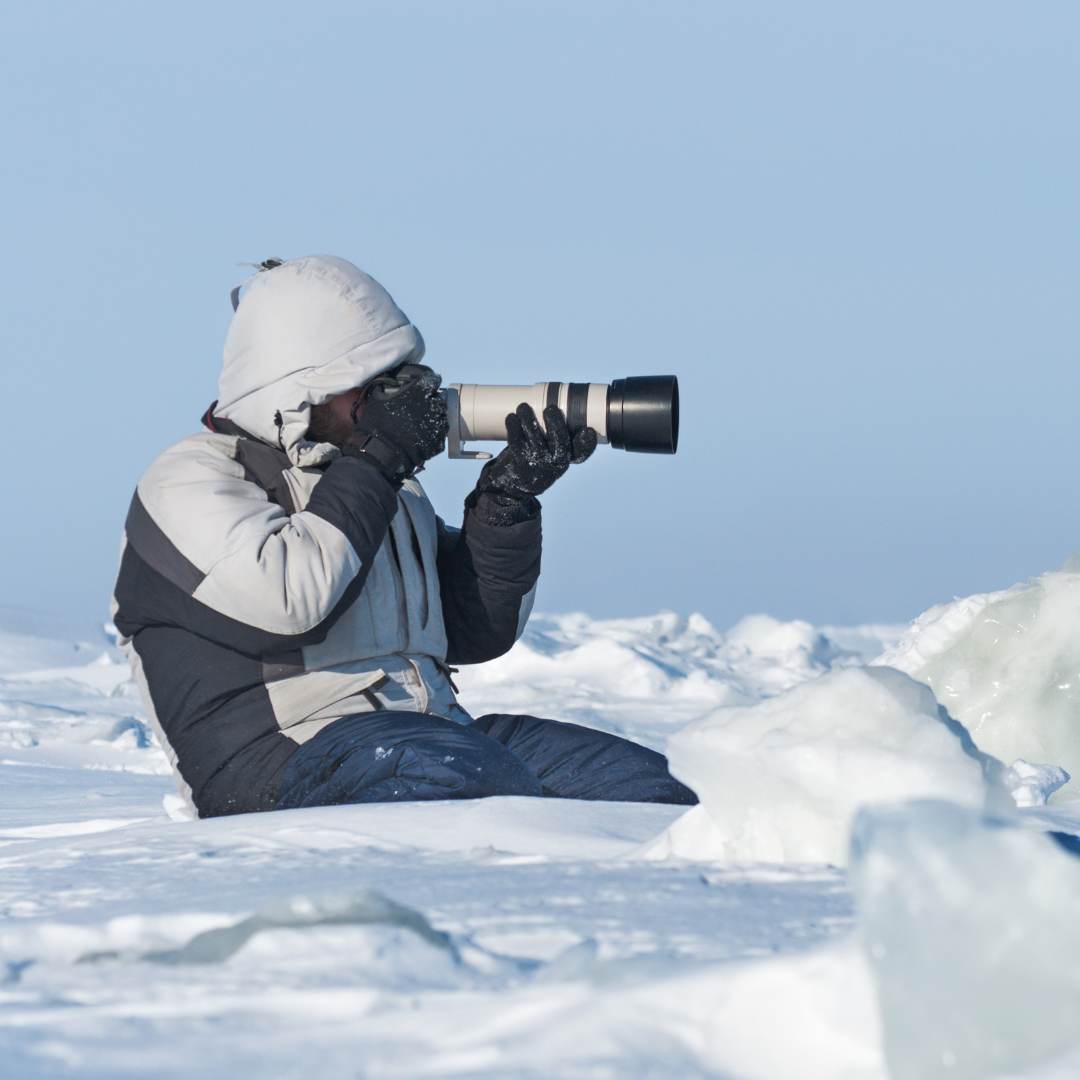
[115,441,398,654]
[436,493,542,665]
[436,402,596,665]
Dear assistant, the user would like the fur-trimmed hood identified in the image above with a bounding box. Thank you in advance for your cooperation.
[214,255,425,466]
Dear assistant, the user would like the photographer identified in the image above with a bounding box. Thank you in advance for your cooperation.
[112,255,695,817]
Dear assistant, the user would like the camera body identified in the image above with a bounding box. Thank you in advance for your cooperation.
[443,376,679,459]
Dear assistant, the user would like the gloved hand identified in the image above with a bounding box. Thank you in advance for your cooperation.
[473,403,597,517]
[344,363,450,484]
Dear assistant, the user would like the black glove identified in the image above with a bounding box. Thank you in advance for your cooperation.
[473,403,597,522]
[344,363,449,484]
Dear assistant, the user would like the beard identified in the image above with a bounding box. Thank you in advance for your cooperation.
[306,401,353,447]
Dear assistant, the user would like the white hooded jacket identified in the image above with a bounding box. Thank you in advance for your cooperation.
[112,257,541,817]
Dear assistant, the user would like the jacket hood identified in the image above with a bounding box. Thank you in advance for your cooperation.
[214,255,425,466]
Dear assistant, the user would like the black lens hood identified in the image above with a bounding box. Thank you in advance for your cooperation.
[606,376,679,454]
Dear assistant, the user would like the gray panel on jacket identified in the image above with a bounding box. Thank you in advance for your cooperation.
[233,439,297,514]
[125,492,206,596]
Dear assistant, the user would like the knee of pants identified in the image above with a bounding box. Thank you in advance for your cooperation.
[276,711,544,809]
[470,713,698,804]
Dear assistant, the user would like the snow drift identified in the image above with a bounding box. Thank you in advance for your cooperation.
[877,560,1080,802]
[0,604,895,1080]
[454,609,892,747]
[642,666,989,866]
[1,599,1080,1078]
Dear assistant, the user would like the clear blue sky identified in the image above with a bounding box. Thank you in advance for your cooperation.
[2,2,1078,630]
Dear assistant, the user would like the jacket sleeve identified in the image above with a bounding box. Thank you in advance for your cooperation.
[437,492,542,665]
[117,440,398,649]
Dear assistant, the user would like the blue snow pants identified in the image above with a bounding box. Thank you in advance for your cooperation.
[275,711,698,809]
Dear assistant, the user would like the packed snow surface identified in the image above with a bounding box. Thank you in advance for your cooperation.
[1,600,1080,1077]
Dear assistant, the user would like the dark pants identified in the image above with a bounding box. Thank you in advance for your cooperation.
[275,711,697,809]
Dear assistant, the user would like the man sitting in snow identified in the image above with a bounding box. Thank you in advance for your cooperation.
[111,255,696,818]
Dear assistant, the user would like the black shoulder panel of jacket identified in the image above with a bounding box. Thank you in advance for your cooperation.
[437,491,542,666]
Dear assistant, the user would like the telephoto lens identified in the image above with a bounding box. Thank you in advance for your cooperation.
[444,377,678,459]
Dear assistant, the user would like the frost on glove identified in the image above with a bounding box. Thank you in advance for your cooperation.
[343,363,450,485]
[471,403,597,526]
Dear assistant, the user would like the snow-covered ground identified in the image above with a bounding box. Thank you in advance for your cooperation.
[1,602,1079,1078]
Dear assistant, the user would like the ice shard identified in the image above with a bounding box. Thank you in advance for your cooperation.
[850,800,1080,1080]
